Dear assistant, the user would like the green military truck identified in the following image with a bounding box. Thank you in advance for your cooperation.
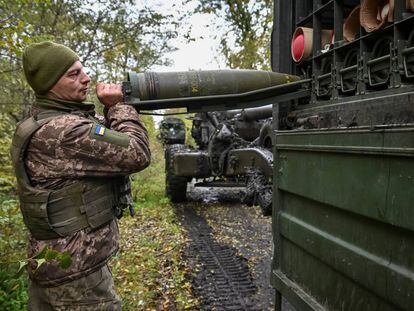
[123,0,414,309]
[271,0,414,310]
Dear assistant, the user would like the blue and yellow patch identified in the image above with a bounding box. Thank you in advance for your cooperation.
[95,125,106,136]
[89,123,130,148]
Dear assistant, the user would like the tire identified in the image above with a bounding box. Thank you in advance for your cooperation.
[165,144,188,203]
[258,121,274,150]
[257,187,272,216]
[245,169,272,216]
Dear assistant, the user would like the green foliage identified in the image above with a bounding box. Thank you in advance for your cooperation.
[0,268,28,311]
[130,114,164,204]
[0,196,28,310]
[0,245,72,310]
[191,0,273,70]
[31,246,73,270]
[0,112,25,311]
[113,134,198,310]
[0,197,26,262]
[140,115,156,145]
[0,0,179,116]
[0,113,16,194]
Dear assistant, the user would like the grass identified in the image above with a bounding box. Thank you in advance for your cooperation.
[112,140,198,310]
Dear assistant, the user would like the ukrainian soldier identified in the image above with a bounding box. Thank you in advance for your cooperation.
[11,41,151,310]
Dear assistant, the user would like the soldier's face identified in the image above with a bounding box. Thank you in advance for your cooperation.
[48,61,91,102]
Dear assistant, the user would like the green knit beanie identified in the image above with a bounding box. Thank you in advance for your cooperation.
[23,41,79,95]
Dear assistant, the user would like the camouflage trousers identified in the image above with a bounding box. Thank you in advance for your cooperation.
[28,265,121,310]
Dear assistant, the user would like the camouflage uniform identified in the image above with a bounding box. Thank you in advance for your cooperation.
[23,100,150,309]
[28,265,120,311]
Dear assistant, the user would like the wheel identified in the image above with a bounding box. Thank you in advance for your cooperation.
[257,186,272,216]
[165,144,188,203]
[258,121,274,150]
[245,168,273,216]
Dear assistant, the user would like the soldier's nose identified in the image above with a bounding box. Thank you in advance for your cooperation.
[82,74,91,84]
[81,69,91,84]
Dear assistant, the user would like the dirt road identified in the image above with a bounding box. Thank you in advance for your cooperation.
[175,185,273,310]
[176,185,296,311]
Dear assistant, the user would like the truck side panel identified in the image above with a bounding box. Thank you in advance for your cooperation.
[272,126,414,310]
[272,0,414,309]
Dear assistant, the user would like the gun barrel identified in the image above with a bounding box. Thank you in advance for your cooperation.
[226,104,273,121]
[123,70,307,112]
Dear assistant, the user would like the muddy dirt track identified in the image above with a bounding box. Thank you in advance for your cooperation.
[175,186,295,311]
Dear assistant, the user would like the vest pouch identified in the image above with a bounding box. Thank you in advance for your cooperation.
[82,181,117,229]
[19,191,62,240]
[47,182,89,237]
[83,197,116,229]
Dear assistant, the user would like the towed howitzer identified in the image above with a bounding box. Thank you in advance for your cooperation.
[123,69,307,215]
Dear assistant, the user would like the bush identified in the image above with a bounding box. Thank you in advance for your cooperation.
[0,113,17,195]
[0,268,28,311]
[0,196,28,310]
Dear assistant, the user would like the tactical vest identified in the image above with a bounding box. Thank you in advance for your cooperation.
[11,110,132,240]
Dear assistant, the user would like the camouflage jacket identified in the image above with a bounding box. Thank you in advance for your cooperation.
[25,101,150,286]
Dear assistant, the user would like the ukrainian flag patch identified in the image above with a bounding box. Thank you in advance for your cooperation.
[95,125,106,136]
[90,123,130,147]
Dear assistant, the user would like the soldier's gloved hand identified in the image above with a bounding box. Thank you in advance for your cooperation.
[96,83,123,108]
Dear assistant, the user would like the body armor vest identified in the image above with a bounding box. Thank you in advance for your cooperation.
[11,110,132,240]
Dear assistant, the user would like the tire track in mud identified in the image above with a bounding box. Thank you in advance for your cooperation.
[179,206,261,311]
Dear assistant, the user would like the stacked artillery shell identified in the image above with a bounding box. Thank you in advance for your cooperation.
[389,0,414,21]
[291,27,333,62]
[360,0,389,32]
[345,1,414,41]
[344,5,361,42]
[409,0,414,11]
